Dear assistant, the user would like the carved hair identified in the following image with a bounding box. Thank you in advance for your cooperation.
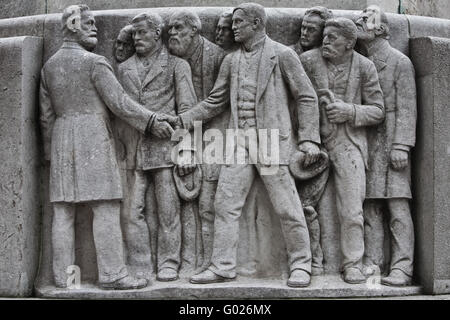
[304,6,334,22]
[325,17,358,47]
[118,24,134,43]
[219,11,233,21]
[61,4,90,35]
[233,2,267,28]
[131,12,164,31]
[170,10,202,32]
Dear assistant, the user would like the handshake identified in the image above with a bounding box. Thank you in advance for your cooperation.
[149,114,182,139]
[149,114,196,176]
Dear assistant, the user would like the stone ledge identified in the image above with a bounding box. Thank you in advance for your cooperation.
[35,275,422,299]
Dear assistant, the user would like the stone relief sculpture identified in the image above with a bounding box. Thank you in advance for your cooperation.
[116,12,197,282]
[114,24,135,63]
[290,6,333,56]
[167,10,228,272]
[215,11,239,53]
[356,5,417,287]
[32,1,424,295]
[39,4,176,290]
[163,2,322,288]
[289,6,335,276]
[300,17,385,284]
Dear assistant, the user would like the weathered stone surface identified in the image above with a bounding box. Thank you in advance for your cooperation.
[0,15,46,39]
[407,15,450,39]
[410,36,450,295]
[0,1,46,19]
[35,275,422,299]
[0,36,43,297]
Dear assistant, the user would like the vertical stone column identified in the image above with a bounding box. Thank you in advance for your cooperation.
[0,36,43,297]
[410,36,450,294]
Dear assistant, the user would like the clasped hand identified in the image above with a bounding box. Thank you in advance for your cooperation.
[150,114,181,139]
[325,100,354,124]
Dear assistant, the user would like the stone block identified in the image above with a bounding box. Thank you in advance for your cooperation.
[410,36,450,295]
[0,36,43,297]
[0,0,46,19]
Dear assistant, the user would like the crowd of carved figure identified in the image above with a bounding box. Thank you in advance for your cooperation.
[39,2,417,290]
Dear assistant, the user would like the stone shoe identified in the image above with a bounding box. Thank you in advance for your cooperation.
[190,269,235,284]
[381,269,412,287]
[343,268,366,284]
[100,275,148,290]
[287,269,311,288]
[156,268,179,282]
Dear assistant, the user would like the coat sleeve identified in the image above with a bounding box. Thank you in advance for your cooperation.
[392,56,417,149]
[353,60,385,127]
[91,56,156,134]
[174,58,197,115]
[279,48,321,144]
[179,54,232,131]
[39,68,55,161]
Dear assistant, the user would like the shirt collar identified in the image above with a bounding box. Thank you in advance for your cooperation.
[61,41,86,51]
[242,35,266,52]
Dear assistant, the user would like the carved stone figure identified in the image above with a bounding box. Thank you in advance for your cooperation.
[215,11,239,52]
[167,10,228,271]
[356,5,417,286]
[290,6,334,276]
[39,5,173,290]
[290,6,333,56]
[117,12,197,282]
[114,24,135,63]
[300,17,385,284]
[163,2,322,288]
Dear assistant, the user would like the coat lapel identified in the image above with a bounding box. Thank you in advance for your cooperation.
[344,51,360,103]
[201,39,215,100]
[256,37,277,103]
[125,55,142,89]
[141,48,167,89]
[230,49,241,128]
[314,49,330,90]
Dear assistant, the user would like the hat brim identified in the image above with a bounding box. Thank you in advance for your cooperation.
[289,150,329,180]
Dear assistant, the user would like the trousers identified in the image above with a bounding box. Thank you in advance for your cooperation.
[325,137,366,272]
[52,200,128,286]
[209,164,312,278]
[363,198,414,276]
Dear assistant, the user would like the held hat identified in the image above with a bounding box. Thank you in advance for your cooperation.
[173,165,203,201]
[289,149,329,181]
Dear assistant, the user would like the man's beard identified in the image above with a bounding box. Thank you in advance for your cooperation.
[168,36,191,58]
[80,36,97,51]
[322,45,339,60]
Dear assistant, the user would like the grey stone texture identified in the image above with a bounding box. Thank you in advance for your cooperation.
[0,5,449,298]
[410,36,450,295]
[0,36,43,297]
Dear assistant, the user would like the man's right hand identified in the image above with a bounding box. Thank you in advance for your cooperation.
[150,119,175,139]
[158,114,182,129]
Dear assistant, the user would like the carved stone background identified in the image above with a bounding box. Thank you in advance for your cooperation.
[0,5,450,298]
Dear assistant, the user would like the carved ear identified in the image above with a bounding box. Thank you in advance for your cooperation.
[253,18,261,30]
[155,28,162,40]
[66,10,81,33]
[375,24,386,36]
[191,26,198,37]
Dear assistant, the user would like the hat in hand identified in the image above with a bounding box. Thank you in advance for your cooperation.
[289,150,329,181]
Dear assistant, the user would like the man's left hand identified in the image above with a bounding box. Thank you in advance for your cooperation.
[325,101,354,123]
[298,141,321,167]
[390,149,409,171]
[176,164,197,177]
